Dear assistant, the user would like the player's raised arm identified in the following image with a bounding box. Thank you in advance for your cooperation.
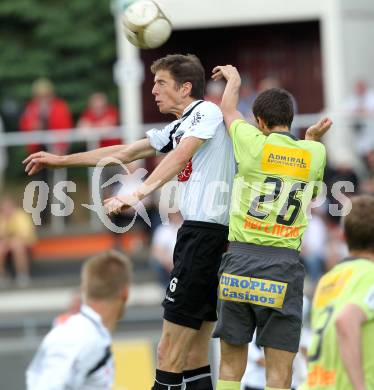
[23,138,156,176]
[104,136,204,214]
[212,65,243,129]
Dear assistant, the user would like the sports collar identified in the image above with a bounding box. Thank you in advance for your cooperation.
[340,256,373,263]
[181,100,204,118]
[80,304,110,339]
[271,131,299,141]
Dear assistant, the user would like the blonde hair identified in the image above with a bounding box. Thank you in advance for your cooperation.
[81,250,131,300]
[32,78,54,97]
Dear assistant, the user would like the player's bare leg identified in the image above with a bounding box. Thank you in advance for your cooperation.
[157,320,197,372]
[8,238,30,275]
[264,347,295,389]
[153,319,197,389]
[217,340,248,390]
[183,321,215,388]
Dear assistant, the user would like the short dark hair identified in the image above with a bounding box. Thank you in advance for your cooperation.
[252,88,294,129]
[151,54,205,100]
[344,195,374,252]
[82,250,131,300]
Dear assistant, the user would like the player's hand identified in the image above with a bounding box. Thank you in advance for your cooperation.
[103,194,139,216]
[23,152,63,176]
[212,65,241,87]
[305,117,333,141]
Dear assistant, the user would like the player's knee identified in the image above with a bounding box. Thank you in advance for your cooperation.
[8,238,26,253]
[266,367,292,388]
[157,337,186,371]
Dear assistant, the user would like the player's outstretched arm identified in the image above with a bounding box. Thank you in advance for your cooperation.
[23,138,156,176]
[335,304,368,390]
[305,117,333,141]
[104,136,203,214]
[211,65,243,130]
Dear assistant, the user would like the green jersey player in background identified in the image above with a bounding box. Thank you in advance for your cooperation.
[300,195,374,390]
[211,64,332,390]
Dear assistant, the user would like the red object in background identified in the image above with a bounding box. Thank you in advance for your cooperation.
[19,98,73,154]
[79,105,121,147]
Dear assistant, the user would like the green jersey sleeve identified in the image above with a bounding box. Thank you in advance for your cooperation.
[348,273,374,321]
[229,119,266,163]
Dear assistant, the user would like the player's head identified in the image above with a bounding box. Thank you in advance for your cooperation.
[151,54,205,115]
[81,250,131,319]
[252,88,294,135]
[344,195,374,255]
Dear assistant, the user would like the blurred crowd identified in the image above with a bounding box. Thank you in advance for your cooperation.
[1,76,374,291]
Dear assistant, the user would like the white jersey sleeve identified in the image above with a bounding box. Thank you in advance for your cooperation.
[26,337,97,390]
[146,121,179,153]
[181,102,223,141]
[26,311,113,390]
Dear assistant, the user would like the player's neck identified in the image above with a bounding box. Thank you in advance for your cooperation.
[173,97,196,118]
[349,250,374,262]
[87,300,120,333]
[269,125,289,133]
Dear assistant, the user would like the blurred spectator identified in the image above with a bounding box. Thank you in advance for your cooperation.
[324,163,359,223]
[26,250,131,389]
[150,212,182,287]
[345,79,374,120]
[324,220,349,272]
[301,208,328,284]
[77,92,120,148]
[53,291,82,327]
[345,80,374,154]
[360,147,374,194]
[19,78,73,155]
[0,114,7,191]
[0,196,37,287]
[237,74,257,120]
[204,79,225,106]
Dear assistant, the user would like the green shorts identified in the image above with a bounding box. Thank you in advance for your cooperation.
[213,242,305,353]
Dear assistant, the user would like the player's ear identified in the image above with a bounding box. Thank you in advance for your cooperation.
[120,286,130,302]
[182,82,193,98]
[256,116,264,129]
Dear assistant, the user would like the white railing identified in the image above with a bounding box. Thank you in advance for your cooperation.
[1,113,373,233]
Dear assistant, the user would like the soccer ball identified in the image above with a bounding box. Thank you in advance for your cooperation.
[122,0,172,49]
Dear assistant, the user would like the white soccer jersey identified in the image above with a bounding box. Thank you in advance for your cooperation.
[147,100,235,225]
[26,305,114,390]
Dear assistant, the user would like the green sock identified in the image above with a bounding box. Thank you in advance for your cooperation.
[216,380,241,390]
[265,387,290,390]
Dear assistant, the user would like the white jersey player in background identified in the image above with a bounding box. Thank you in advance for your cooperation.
[26,250,131,390]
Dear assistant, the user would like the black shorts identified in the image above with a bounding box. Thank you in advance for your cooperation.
[163,220,229,330]
[213,242,305,353]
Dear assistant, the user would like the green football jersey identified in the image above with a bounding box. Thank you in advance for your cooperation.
[228,119,326,250]
[303,259,374,389]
